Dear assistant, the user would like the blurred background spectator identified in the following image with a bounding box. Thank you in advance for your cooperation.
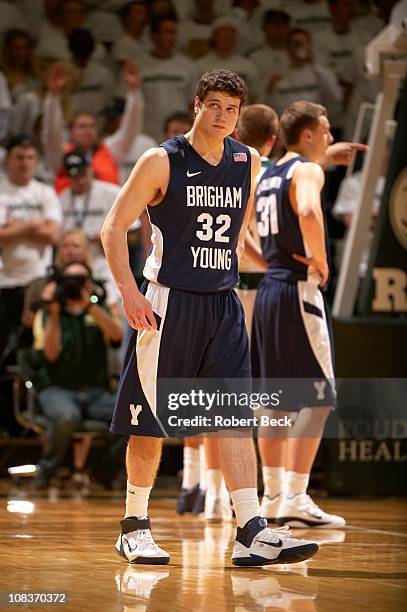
[112,0,150,64]
[196,16,260,102]
[41,59,143,192]
[0,135,61,368]
[138,14,196,141]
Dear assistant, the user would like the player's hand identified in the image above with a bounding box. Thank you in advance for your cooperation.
[122,288,157,331]
[47,62,71,94]
[292,253,329,288]
[325,142,369,166]
[123,60,141,90]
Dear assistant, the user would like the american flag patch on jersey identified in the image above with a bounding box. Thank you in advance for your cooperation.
[233,152,247,162]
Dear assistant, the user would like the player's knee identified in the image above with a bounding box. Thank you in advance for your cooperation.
[127,435,162,458]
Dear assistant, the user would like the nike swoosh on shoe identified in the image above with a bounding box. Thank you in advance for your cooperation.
[256,539,283,548]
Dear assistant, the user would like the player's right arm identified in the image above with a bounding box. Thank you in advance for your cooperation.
[101,147,169,331]
[290,162,328,287]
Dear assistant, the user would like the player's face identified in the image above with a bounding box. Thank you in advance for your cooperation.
[310,115,333,159]
[71,114,97,148]
[6,146,37,185]
[195,92,241,139]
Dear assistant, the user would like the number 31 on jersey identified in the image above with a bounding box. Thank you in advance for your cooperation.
[256,193,279,237]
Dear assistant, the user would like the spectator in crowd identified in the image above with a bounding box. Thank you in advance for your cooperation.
[286,0,331,36]
[41,59,143,193]
[333,165,385,276]
[231,0,262,55]
[196,17,259,102]
[35,0,106,64]
[352,0,386,43]
[0,69,12,141]
[112,1,150,65]
[58,149,121,300]
[163,110,193,138]
[1,29,41,136]
[177,0,216,59]
[65,28,116,117]
[21,228,92,332]
[0,135,61,367]
[82,0,125,45]
[149,0,177,19]
[0,1,27,50]
[266,28,342,115]
[139,15,196,141]
[314,0,364,137]
[31,259,125,488]
[249,10,291,104]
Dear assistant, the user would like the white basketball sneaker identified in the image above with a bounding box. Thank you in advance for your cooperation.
[278,493,346,528]
[115,517,170,565]
[260,493,284,524]
[204,490,233,523]
[231,517,318,567]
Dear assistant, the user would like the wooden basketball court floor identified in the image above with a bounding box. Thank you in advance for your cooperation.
[0,487,406,612]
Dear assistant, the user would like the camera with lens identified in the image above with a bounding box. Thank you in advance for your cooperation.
[43,261,106,307]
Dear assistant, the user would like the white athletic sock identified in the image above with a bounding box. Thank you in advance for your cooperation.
[199,444,207,491]
[125,481,152,518]
[181,446,200,489]
[286,471,309,498]
[262,466,286,499]
[230,488,260,528]
[206,468,223,497]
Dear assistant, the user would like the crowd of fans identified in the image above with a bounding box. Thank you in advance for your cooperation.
[0,0,404,483]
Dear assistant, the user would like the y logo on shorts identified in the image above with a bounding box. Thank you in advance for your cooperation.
[314,381,326,400]
[129,404,142,425]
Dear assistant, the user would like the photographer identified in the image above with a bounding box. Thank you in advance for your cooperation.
[31,260,124,488]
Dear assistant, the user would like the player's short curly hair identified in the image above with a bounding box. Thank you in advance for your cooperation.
[195,69,248,108]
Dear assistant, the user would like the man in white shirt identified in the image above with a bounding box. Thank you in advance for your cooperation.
[267,28,342,115]
[177,0,216,59]
[67,28,117,117]
[313,0,364,135]
[286,0,332,36]
[249,10,291,104]
[0,135,61,364]
[59,149,121,300]
[35,0,106,63]
[112,1,150,65]
[139,15,197,142]
[231,0,263,55]
[196,17,260,102]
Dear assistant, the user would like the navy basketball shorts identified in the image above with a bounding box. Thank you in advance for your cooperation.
[110,281,252,438]
[251,276,336,411]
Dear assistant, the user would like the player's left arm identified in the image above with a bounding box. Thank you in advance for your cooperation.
[237,148,262,260]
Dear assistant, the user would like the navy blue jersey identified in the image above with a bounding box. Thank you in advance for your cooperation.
[144,135,251,292]
[255,156,327,283]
